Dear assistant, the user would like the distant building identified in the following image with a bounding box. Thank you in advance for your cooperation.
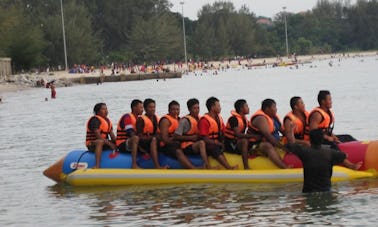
[0,58,12,79]
[256,17,273,27]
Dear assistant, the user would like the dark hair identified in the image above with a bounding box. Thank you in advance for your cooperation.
[168,100,180,110]
[143,98,155,109]
[93,102,106,114]
[309,129,324,146]
[206,96,219,111]
[290,96,301,110]
[234,99,247,113]
[317,90,330,105]
[187,98,199,110]
[261,99,276,110]
[131,99,142,109]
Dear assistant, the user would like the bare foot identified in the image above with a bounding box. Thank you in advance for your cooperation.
[158,165,169,169]
[132,164,142,169]
[353,162,363,170]
[229,165,239,170]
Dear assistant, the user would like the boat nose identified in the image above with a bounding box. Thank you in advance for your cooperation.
[43,157,64,183]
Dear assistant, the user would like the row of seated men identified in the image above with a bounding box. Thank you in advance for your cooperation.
[85,90,361,170]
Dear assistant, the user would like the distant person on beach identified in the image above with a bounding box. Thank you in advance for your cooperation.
[116,99,144,169]
[224,99,261,169]
[174,98,213,169]
[86,103,117,168]
[247,99,289,169]
[286,126,351,193]
[136,98,168,169]
[308,90,362,170]
[282,96,310,146]
[198,97,238,169]
[50,82,56,99]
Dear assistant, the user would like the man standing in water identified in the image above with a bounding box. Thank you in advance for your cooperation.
[116,99,144,168]
[86,103,117,168]
[308,90,361,170]
[286,126,349,193]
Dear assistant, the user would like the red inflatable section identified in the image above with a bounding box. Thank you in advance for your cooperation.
[338,141,368,170]
[283,153,303,168]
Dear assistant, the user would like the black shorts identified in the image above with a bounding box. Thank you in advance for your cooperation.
[159,142,180,158]
[225,139,260,155]
[87,144,112,152]
[117,140,132,153]
[225,139,239,154]
[138,140,152,153]
[183,145,198,155]
[205,143,223,158]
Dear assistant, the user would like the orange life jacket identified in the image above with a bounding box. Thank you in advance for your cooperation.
[282,111,309,143]
[224,111,248,140]
[308,107,335,135]
[160,114,179,135]
[247,109,281,142]
[284,111,309,140]
[200,114,224,142]
[180,115,199,149]
[85,115,113,146]
[159,114,179,146]
[139,115,159,135]
[115,113,137,146]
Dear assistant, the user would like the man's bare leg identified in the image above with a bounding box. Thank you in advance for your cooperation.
[260,142,288,169]
[128,135,140,169]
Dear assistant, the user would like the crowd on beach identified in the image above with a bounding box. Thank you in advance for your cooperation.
[86,90,362,192]
[1,51,376,95]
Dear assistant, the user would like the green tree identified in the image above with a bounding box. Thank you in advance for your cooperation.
[129,14,181,63]
[0,4,45,70]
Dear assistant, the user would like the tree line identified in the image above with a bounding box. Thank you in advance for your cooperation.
[0,0,377,71]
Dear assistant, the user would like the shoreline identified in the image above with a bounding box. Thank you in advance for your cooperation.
[1,50,377,96]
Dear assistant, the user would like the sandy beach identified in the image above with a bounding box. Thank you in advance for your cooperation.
[1,51,377,96]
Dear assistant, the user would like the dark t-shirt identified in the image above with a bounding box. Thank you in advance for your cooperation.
[286,143,346,193]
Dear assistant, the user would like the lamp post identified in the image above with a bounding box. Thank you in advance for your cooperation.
[283,6,289,58]
[60,0,68,70]
[180,1,188,71]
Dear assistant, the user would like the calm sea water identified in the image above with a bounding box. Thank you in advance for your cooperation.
[1,55,378,226]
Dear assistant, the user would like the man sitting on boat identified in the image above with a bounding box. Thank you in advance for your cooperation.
[308,90,362,170]
[224,99,261,169]
[159,100,197,169]
[198,97,238,169]
[86,103,117,168]
[247,99,289,169]
[136,98,168,169]
[174,98,212,169]
[282,96,310,146]
[116,99,144,169]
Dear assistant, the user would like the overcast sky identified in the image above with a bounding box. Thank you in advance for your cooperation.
[169,0,355,19]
